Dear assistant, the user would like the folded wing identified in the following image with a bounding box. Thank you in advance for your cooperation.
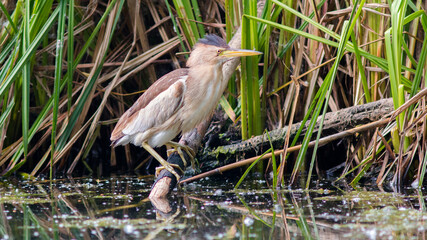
[111,68,189,145]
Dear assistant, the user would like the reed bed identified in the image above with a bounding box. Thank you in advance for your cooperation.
[0,0,426,187]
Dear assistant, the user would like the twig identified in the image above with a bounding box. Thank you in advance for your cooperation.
[377,130,396,160]
[391,87,427,119]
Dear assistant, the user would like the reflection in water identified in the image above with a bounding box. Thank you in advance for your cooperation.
[0,176,426,239]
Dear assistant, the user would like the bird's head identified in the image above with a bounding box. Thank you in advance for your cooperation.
[186,35,262,67]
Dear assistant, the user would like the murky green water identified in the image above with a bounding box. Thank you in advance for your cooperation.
[1,175,426,239]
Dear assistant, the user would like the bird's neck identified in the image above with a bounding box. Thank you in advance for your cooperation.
[190,63,224,85]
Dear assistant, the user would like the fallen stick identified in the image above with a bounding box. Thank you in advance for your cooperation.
[180,117,392,184]
[198,98,394,168]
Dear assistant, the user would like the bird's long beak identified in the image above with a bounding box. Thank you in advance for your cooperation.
[220,49,263,57]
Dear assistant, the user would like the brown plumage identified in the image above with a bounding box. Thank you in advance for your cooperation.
[111,68,188,147]
[110,35,261,180]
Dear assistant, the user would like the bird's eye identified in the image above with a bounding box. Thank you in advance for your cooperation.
[217,49,223,55]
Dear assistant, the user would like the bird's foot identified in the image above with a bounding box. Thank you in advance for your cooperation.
[155,164,184,181]
[167,142,196,170]
[141,142,184,181]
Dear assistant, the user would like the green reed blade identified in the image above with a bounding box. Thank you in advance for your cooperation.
[28,0,54,41]
[225,0,234,42]
[0,36,17,65]
[0,98,14,129]
[181,0,201,41]
[236,195,272,228]
[164,0,188,55]
[350,160,373,186]
[408,15,427,110]
[50,0,67,179]
[265,130,277,189]
[418,148,427,188]
[219,96,236,122]
[234,148,272,189]
[22,0,31,161]
[67,0,74,113]
[351,31,371,103]
[240,16,248,139]
[402,40,418,68]
[190,0,205,36]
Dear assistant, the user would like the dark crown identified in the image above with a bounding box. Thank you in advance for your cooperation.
[198,35,229,48]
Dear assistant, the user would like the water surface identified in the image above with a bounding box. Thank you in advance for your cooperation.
[0,176,426,239]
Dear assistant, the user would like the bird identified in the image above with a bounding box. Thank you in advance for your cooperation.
[110,35,262,180]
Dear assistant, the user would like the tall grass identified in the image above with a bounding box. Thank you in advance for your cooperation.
[0,0,426,188]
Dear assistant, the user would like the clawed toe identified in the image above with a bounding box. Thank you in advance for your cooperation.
[155,164,184,181]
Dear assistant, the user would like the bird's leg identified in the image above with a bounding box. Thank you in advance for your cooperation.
[166,141,196,170]
[141,142,184,181]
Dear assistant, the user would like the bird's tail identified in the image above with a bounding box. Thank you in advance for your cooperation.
[110,140,118,147]
[110,135,129,147]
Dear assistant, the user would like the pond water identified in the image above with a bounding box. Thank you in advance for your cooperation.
[0,175,426,239]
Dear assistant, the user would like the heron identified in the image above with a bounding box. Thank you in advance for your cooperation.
[111,35,262,180]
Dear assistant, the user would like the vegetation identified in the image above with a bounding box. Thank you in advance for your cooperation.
[0,0,426,187]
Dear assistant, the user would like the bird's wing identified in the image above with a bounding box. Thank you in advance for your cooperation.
[111,68,189,142]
